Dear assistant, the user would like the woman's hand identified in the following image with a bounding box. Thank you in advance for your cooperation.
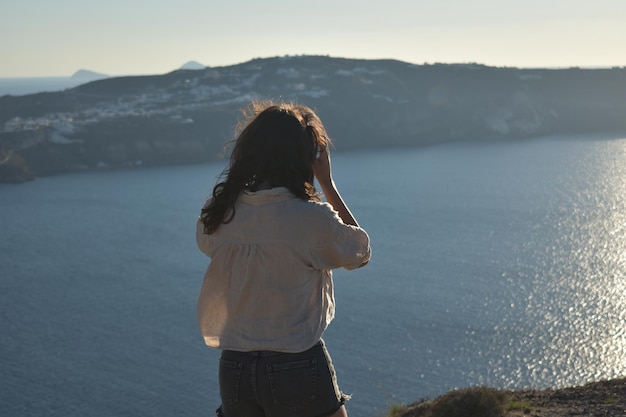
[312,149,360,228]
[313,148,332,187]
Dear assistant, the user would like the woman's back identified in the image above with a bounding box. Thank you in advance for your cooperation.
[196,187,370,353]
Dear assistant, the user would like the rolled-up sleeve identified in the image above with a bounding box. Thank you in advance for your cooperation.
[312,210,371,270]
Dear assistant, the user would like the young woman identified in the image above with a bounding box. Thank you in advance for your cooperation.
[196,101,371,417]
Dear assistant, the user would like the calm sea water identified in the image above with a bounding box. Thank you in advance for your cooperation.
[0,77,78,96]
[1,135,625,417]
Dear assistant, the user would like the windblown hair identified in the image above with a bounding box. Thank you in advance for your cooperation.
[201,101,331,234]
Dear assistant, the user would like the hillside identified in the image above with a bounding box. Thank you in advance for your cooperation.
[1,56,625,182]
[393,377,626,417]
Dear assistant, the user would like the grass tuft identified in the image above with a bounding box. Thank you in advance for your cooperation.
[426,387,506,417]
[386,403,405,417]
[504,400,534,412]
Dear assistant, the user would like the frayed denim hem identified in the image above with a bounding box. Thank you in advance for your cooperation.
[313,392,351,417]
[340,392,351,404]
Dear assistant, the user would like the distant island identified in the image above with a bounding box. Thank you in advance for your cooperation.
[1,55,625,183]
[70,69,109,83]
[0,69,109,97]
[179,60,206,70]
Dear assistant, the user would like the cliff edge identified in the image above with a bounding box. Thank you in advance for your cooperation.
[392,378,626,417]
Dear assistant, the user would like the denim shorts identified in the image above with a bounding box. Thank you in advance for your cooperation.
[216,340,349,417]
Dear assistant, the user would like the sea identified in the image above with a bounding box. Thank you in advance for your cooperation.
[0,78,79,96]
[1,134,625,417]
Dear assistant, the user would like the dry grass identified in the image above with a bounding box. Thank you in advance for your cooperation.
[382,378,626,417]
[388,387,506,417]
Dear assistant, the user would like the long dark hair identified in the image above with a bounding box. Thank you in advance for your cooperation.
[201,101,331,234]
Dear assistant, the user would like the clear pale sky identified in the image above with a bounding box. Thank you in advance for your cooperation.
[2,0,625,78]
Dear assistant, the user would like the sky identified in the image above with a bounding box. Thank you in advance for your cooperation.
[1,0,625,78]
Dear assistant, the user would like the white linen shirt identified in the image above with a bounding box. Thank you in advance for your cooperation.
[196,187,371,353]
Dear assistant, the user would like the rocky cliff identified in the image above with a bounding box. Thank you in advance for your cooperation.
[1,56,625,182]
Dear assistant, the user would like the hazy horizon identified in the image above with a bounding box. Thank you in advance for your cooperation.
[1,56,624,81]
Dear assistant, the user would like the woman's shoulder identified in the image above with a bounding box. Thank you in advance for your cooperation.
[291,200,364,240]
[289,197,338,218]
